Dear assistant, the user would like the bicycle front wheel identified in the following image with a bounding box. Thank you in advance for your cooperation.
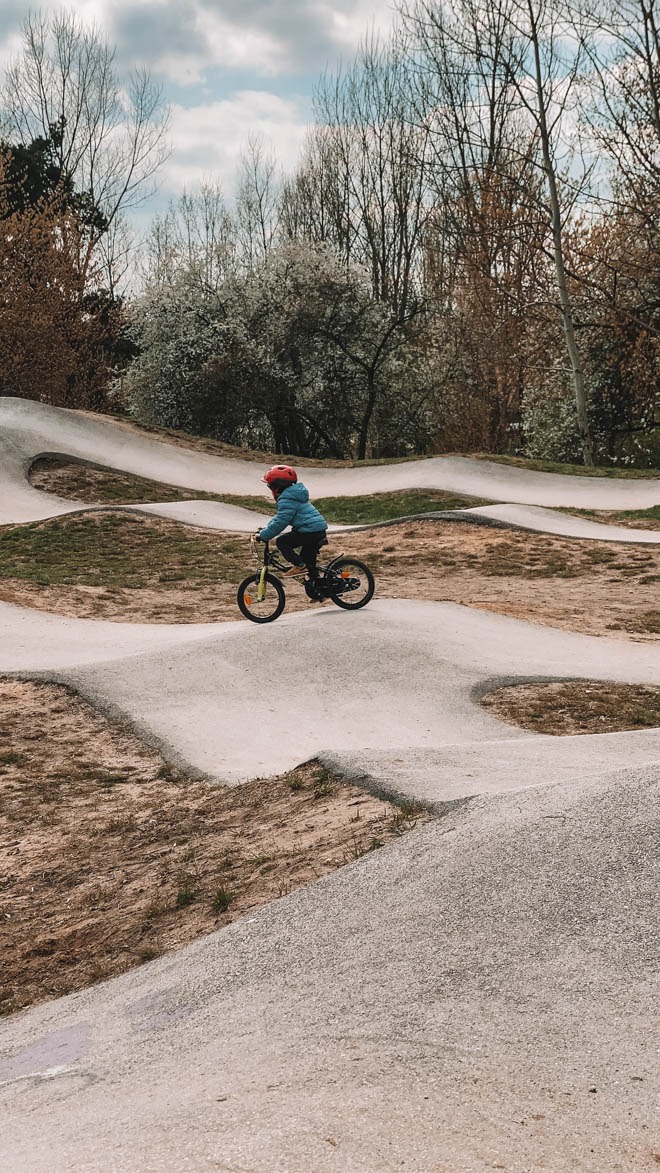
[237,573,286,623]
[328,558,375,610]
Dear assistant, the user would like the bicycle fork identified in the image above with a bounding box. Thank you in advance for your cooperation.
[257,564,268,601]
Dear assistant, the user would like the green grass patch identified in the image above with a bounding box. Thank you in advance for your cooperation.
[0,751,27,767]
[0,513,249,588]
[478,454,660,479]
[30,457,235,506]
[185,488,494,524]
[615,505,660,521]
[175,886,197,909]
[199,489,491,524]
[315,490,491,524]
[31,460,494,523]
[566,505,660,523]
[211,887,232,914]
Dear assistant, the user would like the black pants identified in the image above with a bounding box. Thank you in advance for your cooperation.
[276,529,327,575]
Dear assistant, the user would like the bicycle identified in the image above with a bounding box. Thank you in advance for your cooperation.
[237,536,375,623]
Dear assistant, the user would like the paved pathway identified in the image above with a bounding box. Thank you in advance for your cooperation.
[2,397,660,542]
[2,765,658,1172]
[3,597,659,795]
[1,396,659,1170]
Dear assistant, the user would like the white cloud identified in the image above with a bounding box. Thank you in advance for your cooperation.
[0,0,396,230]
[132,0,398,83]
[162,91,310,193]
[150,18,288,85]
[0,30,21,74]
[194,8,289,80]
[325,0,398,52]
[0,0,399,84]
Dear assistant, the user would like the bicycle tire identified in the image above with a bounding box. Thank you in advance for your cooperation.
[237,572,286,623]
[328,558,375,610]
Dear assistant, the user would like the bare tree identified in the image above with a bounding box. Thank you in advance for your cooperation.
[142,182,237,294]
[403,0,595,462]
[400,0,552,447]
[312,35,433,319]
[399,0,524,201]
[1,9,169,272]
[573,0,660,225]
[98,215,135,299]
[235,136,281,269]
[279,126,354,264]
[510,0,595,462]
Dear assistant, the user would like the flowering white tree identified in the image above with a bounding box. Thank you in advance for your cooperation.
[126,240,430,457]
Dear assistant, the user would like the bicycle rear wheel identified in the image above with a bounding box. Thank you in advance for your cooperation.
[237,573,286,623]
[327,558,375,610]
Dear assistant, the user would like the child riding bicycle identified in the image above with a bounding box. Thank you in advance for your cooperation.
[256,465,328,578]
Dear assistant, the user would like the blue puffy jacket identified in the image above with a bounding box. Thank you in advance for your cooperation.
[258,482,328,542]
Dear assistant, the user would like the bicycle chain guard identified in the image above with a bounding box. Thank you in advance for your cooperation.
[306,572,356,601]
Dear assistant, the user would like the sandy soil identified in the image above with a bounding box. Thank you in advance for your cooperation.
[356,522,660,640]
[481,680,660,735]
[0,577,249,623]
[0,679,428,1017]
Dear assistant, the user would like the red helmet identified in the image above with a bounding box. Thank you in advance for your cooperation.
[263,465,297,497]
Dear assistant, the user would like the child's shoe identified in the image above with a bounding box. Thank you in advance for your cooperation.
[282,564,306,577]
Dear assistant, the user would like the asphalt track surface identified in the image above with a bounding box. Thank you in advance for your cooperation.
[2,395,660,539]
[1,397,659,1171]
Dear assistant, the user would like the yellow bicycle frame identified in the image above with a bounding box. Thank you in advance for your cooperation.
[257,564,268,601]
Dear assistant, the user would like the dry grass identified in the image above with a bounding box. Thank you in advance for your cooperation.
[610,611,660,635]
[357,521,660,640]
[0,678,429,1018]
[481,680,660,735]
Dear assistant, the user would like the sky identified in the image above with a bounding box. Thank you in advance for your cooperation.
[0,0,398,221]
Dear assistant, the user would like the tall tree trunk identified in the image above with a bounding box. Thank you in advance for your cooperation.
[358,372,378,460]
[528,0,594,466]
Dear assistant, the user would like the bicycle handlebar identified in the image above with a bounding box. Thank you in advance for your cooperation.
[250,534,269,564]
